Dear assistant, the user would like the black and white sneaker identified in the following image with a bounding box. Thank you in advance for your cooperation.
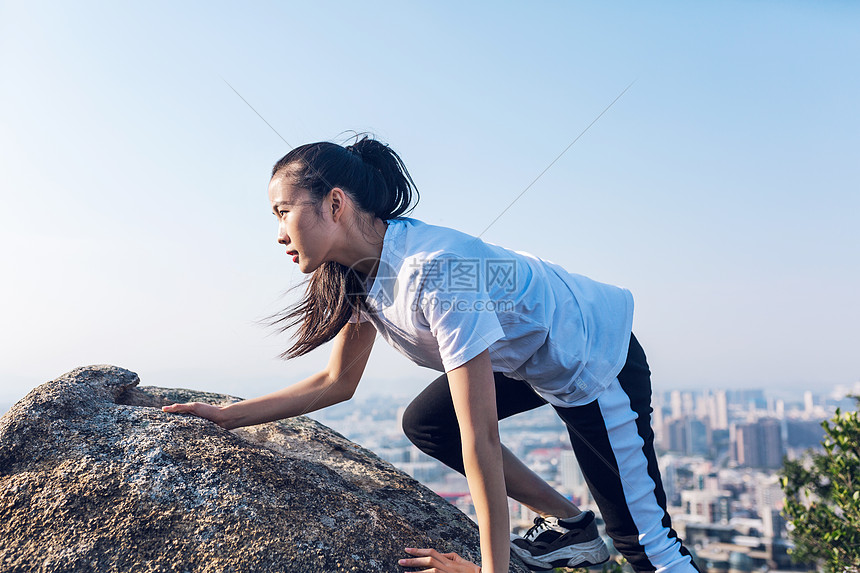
[510,511,610,571]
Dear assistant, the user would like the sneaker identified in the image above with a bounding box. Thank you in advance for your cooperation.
[510,510,610,571]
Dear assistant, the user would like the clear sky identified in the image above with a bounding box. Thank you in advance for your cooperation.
[1,1,858,407]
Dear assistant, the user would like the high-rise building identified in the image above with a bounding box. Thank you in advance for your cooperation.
[760,418,783,468]
[558,449,592,507]
[665,417,708,456]
[653,404,665,435]
[735,418,783,469]
[670,390,683,420]
[688,418,708,456]
[661,457,679,505]
[728,388,766,409]
[667,418,687,453]
[559,449,585,490]
[707,390,729,430]
[682,392,695,417]
[804,391,814,417]
[695,393,710,419]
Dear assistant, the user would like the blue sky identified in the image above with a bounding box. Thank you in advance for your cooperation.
[1,1,858,406]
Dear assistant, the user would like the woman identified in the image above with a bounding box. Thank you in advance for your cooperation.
[163,136,700,572]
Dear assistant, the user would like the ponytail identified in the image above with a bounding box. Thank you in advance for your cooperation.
[264,134,419,359]
[344,137,416,219]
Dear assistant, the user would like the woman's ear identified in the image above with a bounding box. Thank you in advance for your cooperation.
[328,187,346,222]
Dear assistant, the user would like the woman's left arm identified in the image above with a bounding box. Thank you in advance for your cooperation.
[399,349,509,573]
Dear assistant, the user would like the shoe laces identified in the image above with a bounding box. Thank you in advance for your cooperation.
[524,516,559,542]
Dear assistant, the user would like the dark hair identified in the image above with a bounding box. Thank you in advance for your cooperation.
[265,135,419,359]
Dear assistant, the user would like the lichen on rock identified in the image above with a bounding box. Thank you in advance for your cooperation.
[0,365,529,572]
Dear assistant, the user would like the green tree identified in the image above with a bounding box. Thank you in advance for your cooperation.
[780,398,860,572]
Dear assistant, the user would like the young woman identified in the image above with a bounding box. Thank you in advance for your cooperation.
[163,136,700,573]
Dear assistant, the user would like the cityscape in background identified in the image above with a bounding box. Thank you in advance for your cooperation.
[2,381,855,572]
[311,382,860,573]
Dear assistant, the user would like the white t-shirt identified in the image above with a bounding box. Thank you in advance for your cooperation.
[348,217,634,407]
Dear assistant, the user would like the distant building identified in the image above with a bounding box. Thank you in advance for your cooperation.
[708,390,729,430]
[681,489,733,524]
[671,390,683,419]
[682,392,695,418]
[661,457,679,505]
[653,404,665,435]
[665,416,709,456]
[667,418,685,453]
[558,449,593,506]
[559,450,585,490]
[688,418,709,456]
[727,389,766,410]
[735,418,783,469]
[714,496,732,525]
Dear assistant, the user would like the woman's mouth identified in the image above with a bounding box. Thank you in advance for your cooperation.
[292,254,299,263]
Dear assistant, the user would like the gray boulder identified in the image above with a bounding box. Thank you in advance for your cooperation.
[0,365,529,572]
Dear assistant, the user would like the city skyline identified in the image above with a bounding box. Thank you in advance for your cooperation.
[2,376,858,417]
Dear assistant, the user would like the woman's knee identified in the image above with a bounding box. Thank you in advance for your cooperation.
[400,397,428,446]
[402,375,458,441]
[401,390,466,477]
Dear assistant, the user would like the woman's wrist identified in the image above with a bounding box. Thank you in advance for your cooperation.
[216,404,242,430]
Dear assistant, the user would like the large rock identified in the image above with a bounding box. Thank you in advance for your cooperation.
[0,365,529,572]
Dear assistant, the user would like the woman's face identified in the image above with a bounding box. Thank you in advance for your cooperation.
[267,174,335,274]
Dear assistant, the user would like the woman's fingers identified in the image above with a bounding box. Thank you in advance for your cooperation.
[162,402,201,414]
[399,547,444,571]
[440,552,469,564]
[399,548,480,572]
[161,402,223,425]
[162,403,186,412]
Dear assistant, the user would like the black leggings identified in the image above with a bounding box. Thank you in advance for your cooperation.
[401,333,700,572]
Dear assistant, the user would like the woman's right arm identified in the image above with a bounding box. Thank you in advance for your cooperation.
[162,321,377,430]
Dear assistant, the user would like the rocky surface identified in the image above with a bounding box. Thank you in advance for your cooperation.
[0,365,529,572]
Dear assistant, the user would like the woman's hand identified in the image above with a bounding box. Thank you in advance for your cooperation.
[162,402,228,428]
[398,548,480,572]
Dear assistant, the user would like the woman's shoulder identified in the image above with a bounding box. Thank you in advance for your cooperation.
[391,216,497,259]
[390,216,466,238]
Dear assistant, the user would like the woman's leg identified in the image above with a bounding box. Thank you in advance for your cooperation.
[553,334,699,572]
[402,371,580,518]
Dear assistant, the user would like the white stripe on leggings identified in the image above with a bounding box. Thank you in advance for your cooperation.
[597,378,697,573]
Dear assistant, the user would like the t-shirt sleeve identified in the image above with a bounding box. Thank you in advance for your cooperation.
[418,260,506,372]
